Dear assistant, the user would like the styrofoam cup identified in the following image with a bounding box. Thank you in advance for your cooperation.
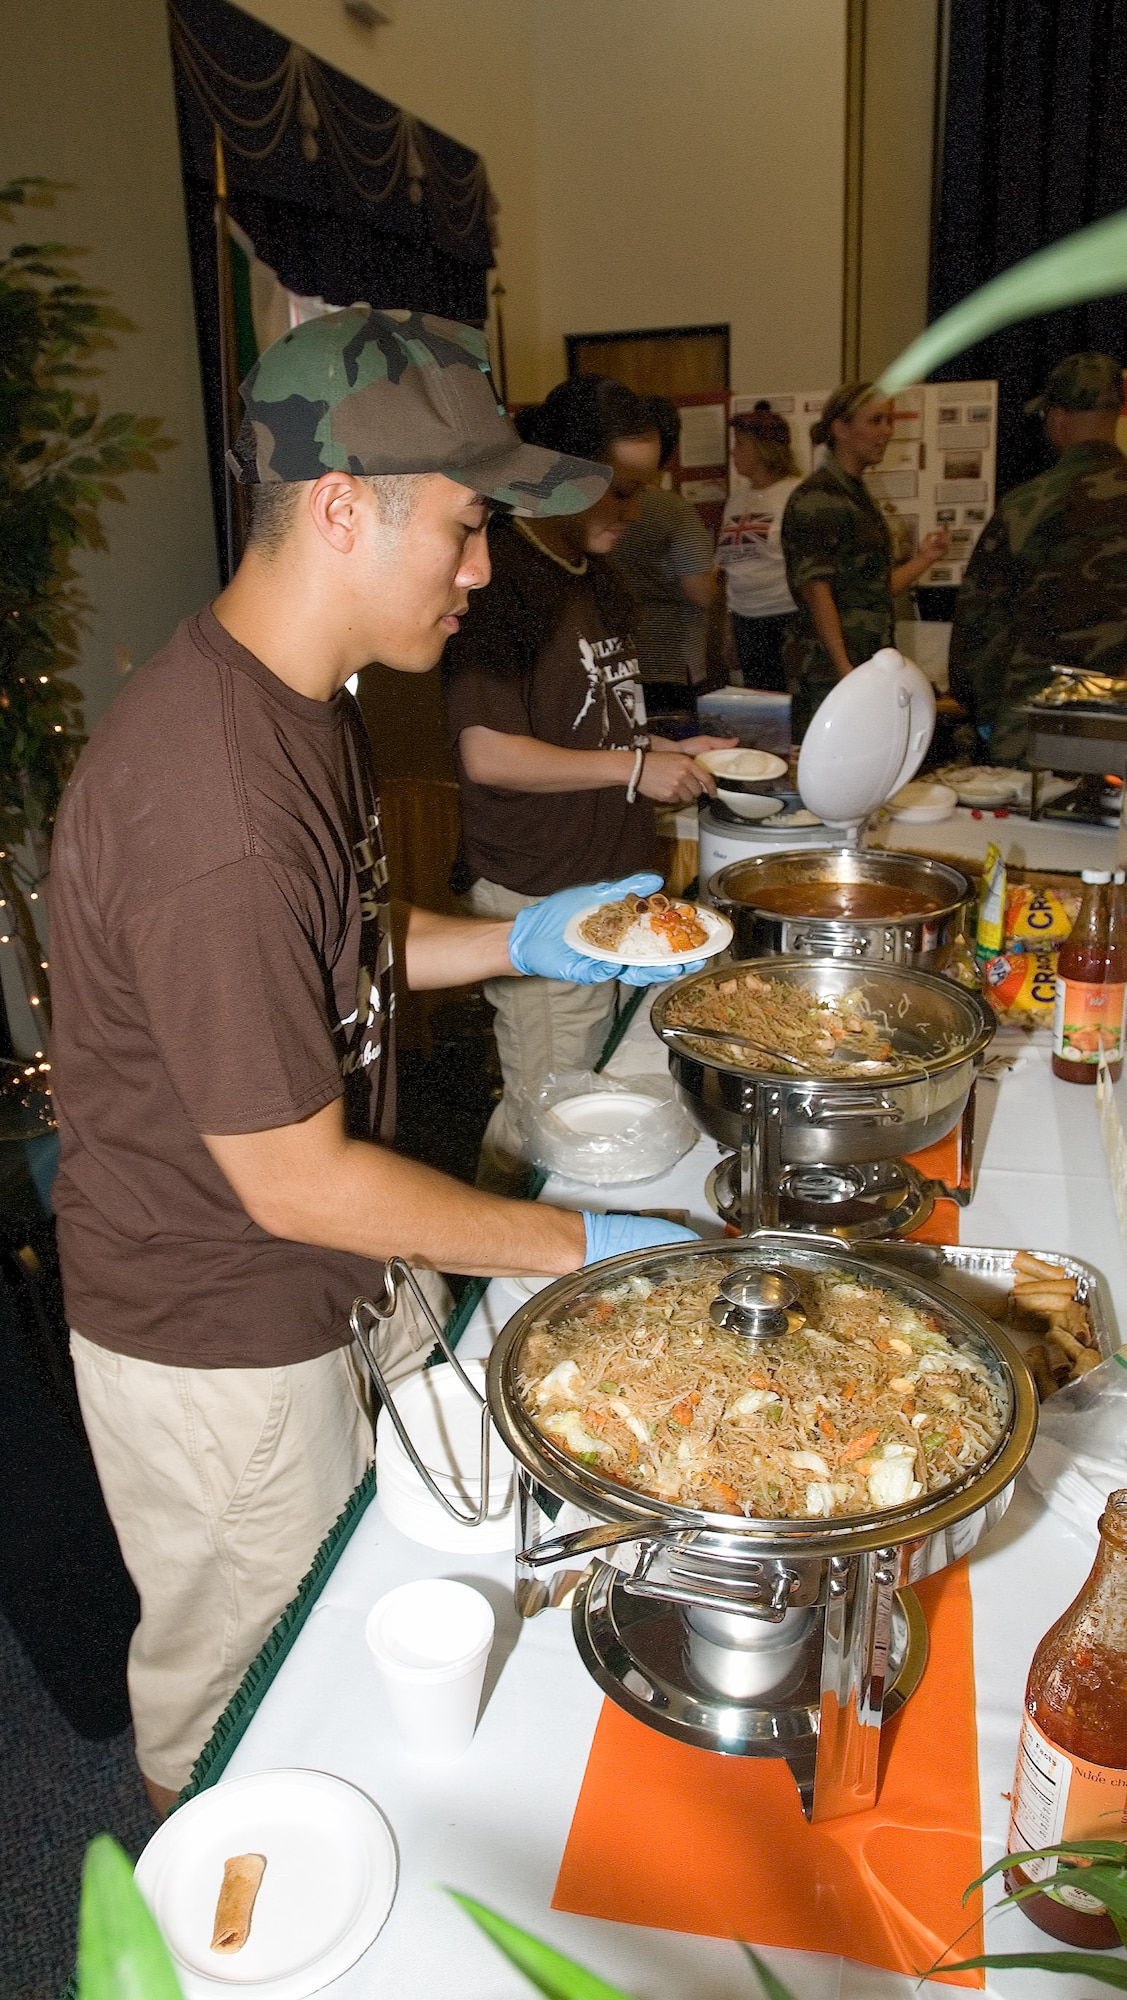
[364,1579,495,1757]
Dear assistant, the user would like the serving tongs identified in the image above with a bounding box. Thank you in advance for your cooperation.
[351,1259,493,1526]
[657,1019,926,1079]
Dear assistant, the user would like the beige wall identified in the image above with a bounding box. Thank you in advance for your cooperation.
[250,0,850,398]
[856,0,940,381]
[1,0,925,749]
[0,0,219,730]
[530,0,847,395]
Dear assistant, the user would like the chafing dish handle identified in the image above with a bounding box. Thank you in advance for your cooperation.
[350,1259,492,1526]
[799,1094,904,1126]
[520,1515,680,1567]
[789,928,871,957]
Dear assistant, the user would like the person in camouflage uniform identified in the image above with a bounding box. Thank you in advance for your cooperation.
[49,307,699,1808]
[948,353,1127,762]
[781,383,949,738]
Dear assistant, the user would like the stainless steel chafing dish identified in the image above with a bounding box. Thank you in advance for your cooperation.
[709,850,973,971]
[651,958,994,1237]
[482,1233,1037,1821]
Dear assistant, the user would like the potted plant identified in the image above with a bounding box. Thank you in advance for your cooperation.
[0,176,173,1031]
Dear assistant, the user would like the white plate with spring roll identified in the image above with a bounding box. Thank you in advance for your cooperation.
[134,1768,397,1996]
[563,890,733,966]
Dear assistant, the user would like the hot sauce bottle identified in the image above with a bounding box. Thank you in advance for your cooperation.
[1052,871,1126,1085]
[1005,1489,1127,1947]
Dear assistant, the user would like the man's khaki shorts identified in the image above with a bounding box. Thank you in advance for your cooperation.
[71,1268,450,1792]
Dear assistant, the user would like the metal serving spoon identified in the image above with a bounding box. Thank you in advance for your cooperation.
[657,1019,926,1078]
[657,1020,824,1073]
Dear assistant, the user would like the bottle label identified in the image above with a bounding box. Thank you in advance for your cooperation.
[1052,978,1127,1065]
[1008,1709,1127,1910]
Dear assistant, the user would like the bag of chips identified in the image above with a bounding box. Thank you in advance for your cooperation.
[1003,882,1076,952]
[982,949,1058,1025]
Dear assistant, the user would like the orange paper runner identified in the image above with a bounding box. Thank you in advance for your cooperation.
[554,1564,985,1986]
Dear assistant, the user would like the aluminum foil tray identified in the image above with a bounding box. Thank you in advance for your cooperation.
[864,1242,1118,1362]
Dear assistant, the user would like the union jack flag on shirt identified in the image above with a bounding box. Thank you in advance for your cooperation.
[717,510,773,559]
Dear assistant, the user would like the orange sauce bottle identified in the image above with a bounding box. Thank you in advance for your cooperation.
[1005,1489,1127,1947]
[1052,871,1126,1085]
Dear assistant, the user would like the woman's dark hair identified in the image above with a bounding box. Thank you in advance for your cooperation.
[646,395,682,468]
[516,375,658,463]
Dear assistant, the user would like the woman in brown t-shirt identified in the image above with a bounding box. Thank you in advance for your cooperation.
[444,376,733,1191]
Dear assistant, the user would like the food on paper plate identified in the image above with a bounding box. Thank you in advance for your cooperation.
[578,891,710,959]
[665,968,917,1073]
[210,1852,267,1954]
[519,1257,1005,1519]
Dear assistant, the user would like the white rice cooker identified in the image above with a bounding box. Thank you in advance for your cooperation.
[697,651,937,903]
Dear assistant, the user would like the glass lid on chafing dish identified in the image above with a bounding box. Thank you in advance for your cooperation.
[508,1242,1019,1529]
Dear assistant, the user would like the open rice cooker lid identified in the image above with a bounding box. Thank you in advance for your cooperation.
[486,1234,1036,1561]
[797,649,936,830]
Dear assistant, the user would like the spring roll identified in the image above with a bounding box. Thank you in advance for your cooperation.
[1014,1251,1068,1281]
[1026,1342,1059,1400]
[1013,1283,1078,1312]
[210,1853,267,1954]
[1068,1348,1103,1379]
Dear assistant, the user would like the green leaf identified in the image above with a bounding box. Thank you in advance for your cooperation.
[737,1940,802,2000]
[876,205,1127,394]
[938,1950,1127,1988]
[76,1835,184,2000]
[971,1843,1127,1896]
[444,1889,638,2000]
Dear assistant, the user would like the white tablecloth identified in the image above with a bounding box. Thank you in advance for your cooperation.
[220,1016,1126,2000]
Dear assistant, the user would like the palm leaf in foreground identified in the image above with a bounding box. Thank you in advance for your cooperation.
[738,1939,801,1999]
[76,1834,184,2000]
[874,205,1127,395]
[937,1949,1127,1988]
[445,1888,638,2000]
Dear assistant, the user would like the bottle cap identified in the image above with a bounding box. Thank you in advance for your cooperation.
[1080,870,1113,884]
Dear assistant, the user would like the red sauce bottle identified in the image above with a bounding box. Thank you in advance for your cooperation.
[1052,871,1126,1085]
[1005,1489,1127,1947]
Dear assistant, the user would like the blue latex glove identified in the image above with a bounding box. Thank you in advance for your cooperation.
[582,1211,700,1264]
[508,873,706,987]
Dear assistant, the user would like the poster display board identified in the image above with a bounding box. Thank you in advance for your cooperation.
[730,382,998,588]
[870,380,998,587]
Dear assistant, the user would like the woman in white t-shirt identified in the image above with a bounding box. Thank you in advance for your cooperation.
[716,403,802,691]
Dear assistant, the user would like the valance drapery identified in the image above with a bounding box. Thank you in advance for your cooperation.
[167,0,497,572]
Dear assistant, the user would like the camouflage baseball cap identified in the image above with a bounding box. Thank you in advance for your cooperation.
[227,306,611,516]
[1025,352,1125,415]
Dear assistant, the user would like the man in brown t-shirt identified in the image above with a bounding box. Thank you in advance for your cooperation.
[49,311,699,1809]
[444,378,734,1191]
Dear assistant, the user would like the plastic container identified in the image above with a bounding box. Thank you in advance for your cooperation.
[375,1362,514,1553]
[520,1072,696,1186]
[365,1579,495,1758]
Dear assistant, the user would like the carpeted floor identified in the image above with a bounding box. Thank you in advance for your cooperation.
[0,1608,158,2000]
[2,997,501,2000]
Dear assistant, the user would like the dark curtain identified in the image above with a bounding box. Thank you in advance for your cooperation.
[930,0,1127,500]
[168,0,496,573]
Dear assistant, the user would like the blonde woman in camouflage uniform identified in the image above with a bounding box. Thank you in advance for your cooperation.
[949,353,1127,762]
[780,384,949,737]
